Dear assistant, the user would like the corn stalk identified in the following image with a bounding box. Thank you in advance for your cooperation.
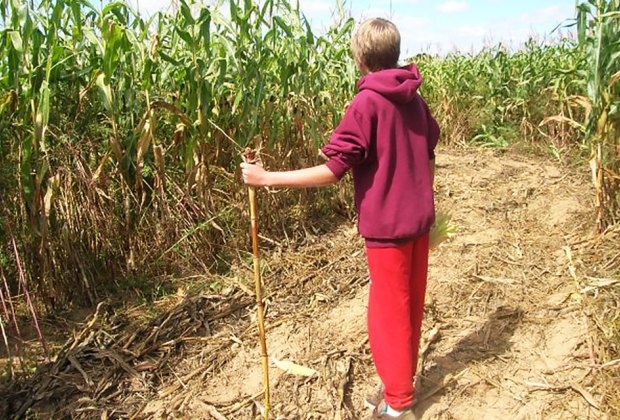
[0,0,356,310]
[577,0,620,230]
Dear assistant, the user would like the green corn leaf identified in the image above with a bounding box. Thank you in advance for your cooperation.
[159,51,181,66]
[95,72,113,113]
[600,11,620,18]
[103,22,123,79]
[79,0,96,11]
[303,15,314,46]
[20,135,35,202]
[50,0,64,36]
[229,0,239,25]
[83,27,104,55]
[71,1,82,33]
[9,30,23,52]
[176,27,193,45]
[273,16,293,38]
[232,88,243,114]
[179,0,195,24]
[101,1,127,17]
[198,8,211,49]
[34,81,50,152]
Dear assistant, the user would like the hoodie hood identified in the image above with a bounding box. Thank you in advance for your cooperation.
[357,63,422,104]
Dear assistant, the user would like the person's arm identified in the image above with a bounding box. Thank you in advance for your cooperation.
[240,162,338,188]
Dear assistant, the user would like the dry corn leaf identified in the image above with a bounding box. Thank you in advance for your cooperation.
[271,357,317,377]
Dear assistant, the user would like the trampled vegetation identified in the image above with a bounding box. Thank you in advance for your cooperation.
[0,0,619,417]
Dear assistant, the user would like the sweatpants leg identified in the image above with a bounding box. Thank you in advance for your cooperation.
[366,234,429,410]
[409,233,429,392]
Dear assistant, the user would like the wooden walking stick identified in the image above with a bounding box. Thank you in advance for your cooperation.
[243,148,270,419]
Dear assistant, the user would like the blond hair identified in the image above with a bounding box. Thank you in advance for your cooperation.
[351,18,401,72]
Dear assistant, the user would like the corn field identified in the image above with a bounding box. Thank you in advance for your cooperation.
[0,0,357,309]
[576,0,620,230]
[415,0,618,226]
[0,0,618,311]
[415,38,587,151]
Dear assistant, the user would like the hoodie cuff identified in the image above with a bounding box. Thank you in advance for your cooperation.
[325,158,349,180]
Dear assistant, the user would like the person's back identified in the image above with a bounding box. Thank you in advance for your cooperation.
[241,17,439,420]
[322,62,439,244]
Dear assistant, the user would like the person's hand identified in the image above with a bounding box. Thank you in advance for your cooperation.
[240,162,269,187]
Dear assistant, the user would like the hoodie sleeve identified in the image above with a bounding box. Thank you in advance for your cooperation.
[422,99,440,160]
[321,103,371,180]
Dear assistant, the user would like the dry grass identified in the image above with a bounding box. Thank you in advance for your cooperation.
[569,224,620,414]
[0,224,367,418]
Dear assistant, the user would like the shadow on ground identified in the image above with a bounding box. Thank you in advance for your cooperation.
[415,305,524,417]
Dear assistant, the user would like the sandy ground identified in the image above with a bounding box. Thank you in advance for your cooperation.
[3,147,611,419]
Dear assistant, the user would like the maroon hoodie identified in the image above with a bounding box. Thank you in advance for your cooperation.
[321,63,439,247]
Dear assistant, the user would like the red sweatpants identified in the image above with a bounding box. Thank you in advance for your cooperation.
[366,233,429,410]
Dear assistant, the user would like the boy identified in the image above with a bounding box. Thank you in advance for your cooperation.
[241,18,439,419]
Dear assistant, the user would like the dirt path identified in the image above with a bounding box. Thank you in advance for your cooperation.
[170,148,601,419]
[5,147,609,419]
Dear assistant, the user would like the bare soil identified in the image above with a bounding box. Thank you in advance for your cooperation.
[2,147,615,419]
